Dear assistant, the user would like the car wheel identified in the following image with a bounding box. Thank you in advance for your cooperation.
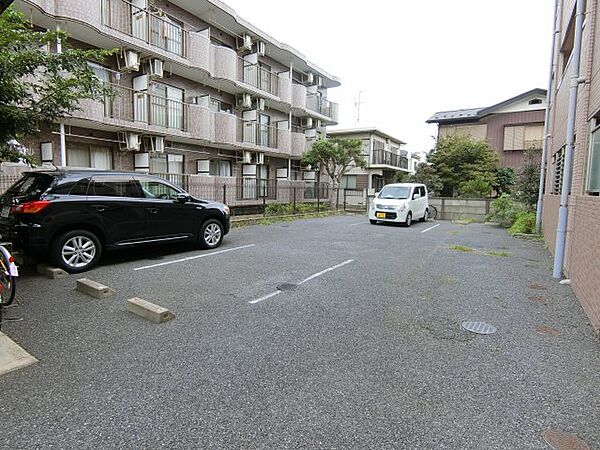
[404,212,412,227]
[420,209,428,222]
[199,219,224,249]
[369,219,377,225]
[51,230,102,274]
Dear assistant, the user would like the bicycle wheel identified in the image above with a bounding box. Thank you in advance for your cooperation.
[427,205,438,220]
[0,252,16,306]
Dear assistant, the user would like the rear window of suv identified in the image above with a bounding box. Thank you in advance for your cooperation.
[6,174,55,200]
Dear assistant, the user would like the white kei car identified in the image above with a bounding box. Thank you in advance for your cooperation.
[369,183,429,227]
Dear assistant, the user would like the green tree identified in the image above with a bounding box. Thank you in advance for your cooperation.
[514,149,542,209]
[0,7,115,163]
[459,174,492,198]
[428,135,498,196]
[302,138,366,207]
[395,171,409,183]
[408,163,443,196]
[492,167,516,197]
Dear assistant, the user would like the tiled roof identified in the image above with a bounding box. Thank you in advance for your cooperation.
[426,108,483,123]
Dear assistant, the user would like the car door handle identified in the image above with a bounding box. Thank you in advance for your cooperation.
[92,205,107,212]
[147,208,159,214]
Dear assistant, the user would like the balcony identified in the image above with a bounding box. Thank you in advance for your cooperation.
[371,149,409,170]
[292,83,307,110]
[306,94,339,123]
[239,61,280,97]
[291,130,308,157]
[210,44,238,81]
[279,77,292,104]
[237,119,278,150]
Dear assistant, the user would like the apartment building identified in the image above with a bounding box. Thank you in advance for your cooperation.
[541,0,600,333]
[327,128,409,192]
[427,89,547,170]
[12,0,339,204]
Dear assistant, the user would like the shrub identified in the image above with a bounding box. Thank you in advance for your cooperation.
[488,194,527,227]
[265,202,328,216]
[508,211,536,235]
[459,175,492,198]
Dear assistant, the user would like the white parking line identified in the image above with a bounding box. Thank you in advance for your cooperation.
[421,223,441,234]
[133,244,256,271]
[298,259,355,285]
[349,222,365,226]
[248,259,355,305]
[248,291,281,305]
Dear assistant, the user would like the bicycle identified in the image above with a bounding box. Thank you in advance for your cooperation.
[427,205,438,221]
[0,243,18,306]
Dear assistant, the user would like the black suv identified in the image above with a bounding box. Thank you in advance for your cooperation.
[0,169,231,273]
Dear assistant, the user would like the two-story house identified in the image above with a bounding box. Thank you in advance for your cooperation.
[12,0,339,203]
[327,128,410,192]
[426,89,547,170]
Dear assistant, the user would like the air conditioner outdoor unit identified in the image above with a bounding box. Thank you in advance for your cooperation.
[256,41,266,56]
[256,152,265,165]
[118,132,141,151]
[255,98,265,111]
[150,136,165,153]
[243,151,253,164]
[237,34,253,52]
[148,58,164,78]
[123,50,140,72]
[236,93,253,109]
[302,117,313,128]
[304,72,314,85]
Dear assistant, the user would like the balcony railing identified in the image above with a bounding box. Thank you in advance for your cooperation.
[371,149,408,169]
[239,60,280,96]
[237,119,278,149]
[102,0,188,57]
[236,178,277,200]
[306,94,339,121]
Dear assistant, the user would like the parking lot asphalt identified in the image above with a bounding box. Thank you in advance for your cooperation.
[0,215,598,449]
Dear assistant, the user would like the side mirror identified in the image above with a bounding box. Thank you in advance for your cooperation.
[413,193,421,200]
[176,193,191,203]
[374,191,380,198]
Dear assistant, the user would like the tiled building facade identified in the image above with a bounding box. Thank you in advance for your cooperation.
[542,0,600,333]
[12,0,339,204]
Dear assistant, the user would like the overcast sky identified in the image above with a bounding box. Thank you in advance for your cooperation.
[223,0,554,154]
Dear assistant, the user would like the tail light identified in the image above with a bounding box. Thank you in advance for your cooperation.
[11,200,51,214]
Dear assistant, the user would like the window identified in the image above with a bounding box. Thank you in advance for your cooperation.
[66,144,112,169]
[209,99,232,114]
[439,124,487,140]
[150,83,184,130]
[138,180,180,200]
[340,175,357,190]
[259,114,270,147]
[150,154,184,174]
[150,14,183,55]
[529,98,543,105]
[90,177,140,198]
[209,160,232,177]
[503,124,544,151]
[50,179,90,196]
[259,62,272,93]
[552,148,566,194]
[587,126,600,193]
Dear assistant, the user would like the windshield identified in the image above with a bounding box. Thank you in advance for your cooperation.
[378,186,411,200]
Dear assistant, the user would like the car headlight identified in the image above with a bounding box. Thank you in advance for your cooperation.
[223,205,230,215]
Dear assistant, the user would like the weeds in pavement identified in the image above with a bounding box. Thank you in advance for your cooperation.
[485,250,511,257]
[449,245,475,253]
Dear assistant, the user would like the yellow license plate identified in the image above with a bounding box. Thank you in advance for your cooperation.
[376,212,386,219]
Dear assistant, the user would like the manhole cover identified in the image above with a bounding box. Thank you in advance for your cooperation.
[461,321,497,335]
[536,325,559,336]
[528,295,546,303]
[543,429,589,450]
[529,283,548,291]
[276,283,299,291]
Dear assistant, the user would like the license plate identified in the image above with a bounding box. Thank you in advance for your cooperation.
[376,212,386,219]
[1,206,10,218]
[9,263,18,277]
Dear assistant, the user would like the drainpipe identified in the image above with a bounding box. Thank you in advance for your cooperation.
[56,24,67,166]
[553,0,586,278]
[536,0,560,233]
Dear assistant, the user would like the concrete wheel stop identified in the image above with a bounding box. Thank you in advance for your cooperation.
[0,332,38,376]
